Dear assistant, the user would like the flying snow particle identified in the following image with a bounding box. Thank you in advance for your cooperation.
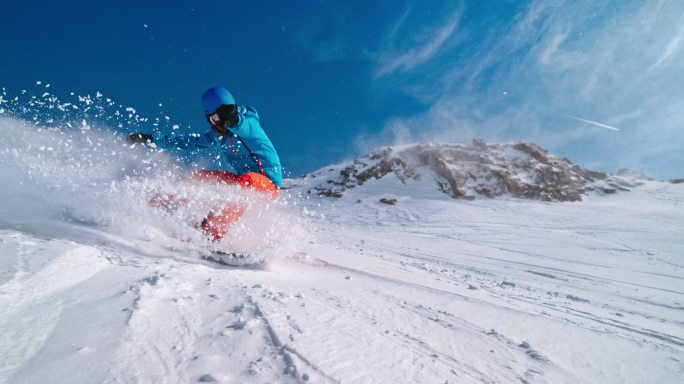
[36,81,42,85]
[144,24,148,28]
[172,124,180,130]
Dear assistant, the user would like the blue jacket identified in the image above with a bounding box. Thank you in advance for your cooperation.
[152,106,283,186]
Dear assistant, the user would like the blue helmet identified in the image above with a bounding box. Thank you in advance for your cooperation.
[201,86,235,115]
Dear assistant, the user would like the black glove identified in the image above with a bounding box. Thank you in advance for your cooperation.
[127,133,153,144]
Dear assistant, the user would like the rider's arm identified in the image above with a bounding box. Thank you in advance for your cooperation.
[230,106,263,138]
[151,131,218,150]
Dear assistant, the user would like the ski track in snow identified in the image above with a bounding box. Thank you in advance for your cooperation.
[1,186,683,383]
[3,185,682,383]
[105,265,298,384]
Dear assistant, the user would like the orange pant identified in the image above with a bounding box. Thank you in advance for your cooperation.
[192,171,278,240]
[191,170,279,200]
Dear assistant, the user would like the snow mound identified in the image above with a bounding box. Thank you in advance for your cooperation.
[287,140,652,202]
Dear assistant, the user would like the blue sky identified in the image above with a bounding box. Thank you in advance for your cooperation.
[1,0,682,179]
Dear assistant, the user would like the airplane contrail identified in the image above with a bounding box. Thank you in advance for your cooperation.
[564,115,620,131]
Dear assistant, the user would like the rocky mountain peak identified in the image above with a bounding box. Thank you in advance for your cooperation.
[287,140,649,202]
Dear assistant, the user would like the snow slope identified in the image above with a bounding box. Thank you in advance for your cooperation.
[1,116,683,383]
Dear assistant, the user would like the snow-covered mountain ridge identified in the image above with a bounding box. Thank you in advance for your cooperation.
[287,140,654,202]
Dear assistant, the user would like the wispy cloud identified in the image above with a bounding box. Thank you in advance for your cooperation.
[538,29,571,66]
[386,4,413,43]
[650,12,684,70]
[375,8,462,78]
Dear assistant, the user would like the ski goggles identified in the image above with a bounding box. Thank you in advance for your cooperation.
[206,104,237,126]
[207,113,222,126]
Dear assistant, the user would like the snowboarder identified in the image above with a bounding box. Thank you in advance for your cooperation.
[128,86,282,240]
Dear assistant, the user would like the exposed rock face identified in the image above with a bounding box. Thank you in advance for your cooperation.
[288,140,649,202]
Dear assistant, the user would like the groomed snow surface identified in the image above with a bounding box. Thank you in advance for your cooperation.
[1,116,683,383]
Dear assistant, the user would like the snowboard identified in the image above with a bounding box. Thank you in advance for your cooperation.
[201,250,265,268]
